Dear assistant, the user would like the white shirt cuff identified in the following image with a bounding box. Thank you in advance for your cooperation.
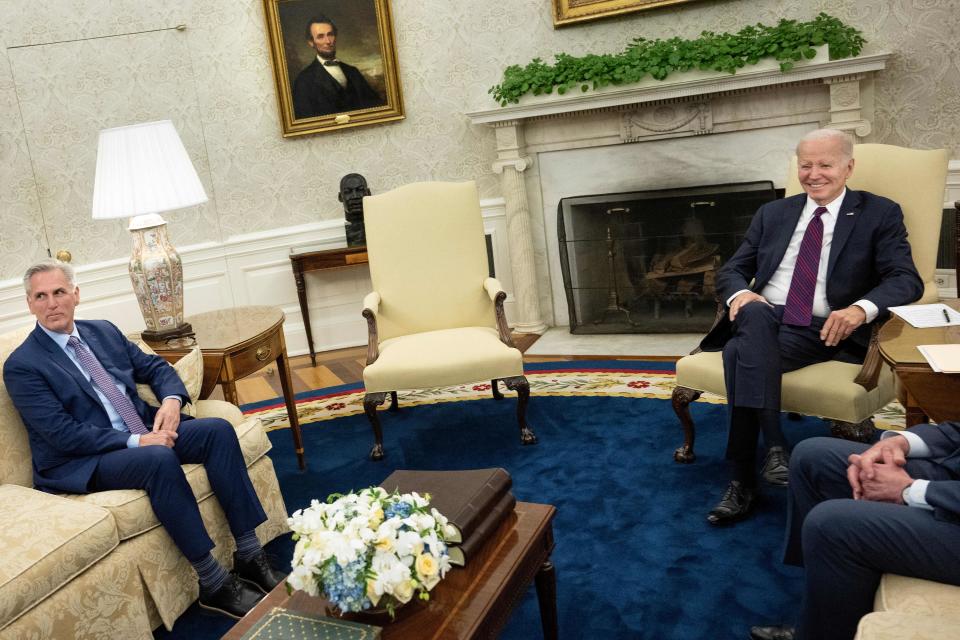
[853,299,879,323]
[126,434,140,448]
[904,479,934,510]
[727,289,753,307]
[881,429,930,458]
[162,395,183,407]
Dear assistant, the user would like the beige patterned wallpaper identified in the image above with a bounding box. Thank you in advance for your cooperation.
[0,0,956,280]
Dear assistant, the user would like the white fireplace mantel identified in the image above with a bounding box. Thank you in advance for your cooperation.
[467,52,890,331]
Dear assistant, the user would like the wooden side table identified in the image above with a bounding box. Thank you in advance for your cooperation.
[143,306,306,470]
[878,299,960,427]
[290,246,369,366]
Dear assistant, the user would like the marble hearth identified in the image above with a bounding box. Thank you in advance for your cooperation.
[467,51,890,333]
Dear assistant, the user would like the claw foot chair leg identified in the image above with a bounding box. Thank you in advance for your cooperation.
[830,418,877,444]
[672,386,702,463]
[389,390,400,412]
[504,375,537,445]
[491,379,504,400]
[363,392,388,460]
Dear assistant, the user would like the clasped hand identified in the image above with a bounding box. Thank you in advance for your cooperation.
[846,436,913,503]
[139,397,182,448]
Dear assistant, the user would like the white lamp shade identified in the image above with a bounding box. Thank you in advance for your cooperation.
[91,120,208,220]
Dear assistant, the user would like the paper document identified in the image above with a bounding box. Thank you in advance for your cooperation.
[917,344,960,373]
[888,303,960,328]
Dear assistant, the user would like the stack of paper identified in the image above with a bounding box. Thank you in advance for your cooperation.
[889,304,960,328]
[918,344,960,373]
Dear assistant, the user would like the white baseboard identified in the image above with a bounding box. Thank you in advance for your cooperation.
[0,201,514,358]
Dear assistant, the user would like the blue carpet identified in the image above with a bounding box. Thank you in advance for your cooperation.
[156,360,828,639]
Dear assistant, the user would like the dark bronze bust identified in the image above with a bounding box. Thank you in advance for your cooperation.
[338,173,371,247]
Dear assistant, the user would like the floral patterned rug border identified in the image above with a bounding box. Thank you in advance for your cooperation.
[245,368,906,433]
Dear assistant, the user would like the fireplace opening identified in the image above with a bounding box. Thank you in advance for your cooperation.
[558,181,779,334]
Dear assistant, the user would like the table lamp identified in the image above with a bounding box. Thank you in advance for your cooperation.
[91,120,208,341]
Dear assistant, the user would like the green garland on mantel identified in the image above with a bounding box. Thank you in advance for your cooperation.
[489,13,865,106]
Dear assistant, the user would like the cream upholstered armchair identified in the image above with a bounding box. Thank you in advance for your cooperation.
[360,181,536,461]
[671,143,949,463]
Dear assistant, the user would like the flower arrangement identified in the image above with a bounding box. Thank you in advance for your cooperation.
[287,487,454,618]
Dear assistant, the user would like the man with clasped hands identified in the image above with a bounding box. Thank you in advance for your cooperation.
[700,128,923,525]
[3,260,286,619]
[750,422,960,640]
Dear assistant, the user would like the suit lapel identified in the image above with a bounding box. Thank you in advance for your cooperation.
[826,190,862,282]
[31,325,101,405]
[762,196,805,285]
[78,323,129,387]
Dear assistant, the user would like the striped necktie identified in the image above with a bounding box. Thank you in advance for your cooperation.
[67,336,150,435]
[782,206,828,327]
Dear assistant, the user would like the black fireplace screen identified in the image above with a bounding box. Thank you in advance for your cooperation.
[558,181,778,334]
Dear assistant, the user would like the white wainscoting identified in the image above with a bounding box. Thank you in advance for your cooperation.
[0,199,515,357]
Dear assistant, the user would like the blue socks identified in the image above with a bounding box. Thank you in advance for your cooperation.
[235,530,262,561]
[192,553,228,592]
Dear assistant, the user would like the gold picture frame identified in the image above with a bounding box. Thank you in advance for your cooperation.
[263,0,404,137]
[552,0,705,27]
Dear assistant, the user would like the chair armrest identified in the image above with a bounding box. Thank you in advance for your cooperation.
[361,292,381,365]
[854,320,886,392]
[687,298,726,356]
[483,278,515,347]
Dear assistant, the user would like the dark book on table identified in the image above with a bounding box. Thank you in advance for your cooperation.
[446,491,517,567]
[237,606,381,639]
[379,467,512,544]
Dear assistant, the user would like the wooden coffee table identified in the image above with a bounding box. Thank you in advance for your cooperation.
[222,502,558,640]
[878,298,960,426]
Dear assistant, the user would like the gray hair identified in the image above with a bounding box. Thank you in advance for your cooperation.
[23,259,76,294]
[796,128,854,159]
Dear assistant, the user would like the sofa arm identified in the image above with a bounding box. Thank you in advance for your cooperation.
[193,399,244,426]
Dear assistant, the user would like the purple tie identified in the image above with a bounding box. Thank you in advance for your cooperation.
[67,335,150,435]
[782,206,828,327]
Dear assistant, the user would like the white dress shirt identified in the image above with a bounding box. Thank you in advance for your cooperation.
[728,189,879,322]
[38,323,180,448]
[318,56,347,87]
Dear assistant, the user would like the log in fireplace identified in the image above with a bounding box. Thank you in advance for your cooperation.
[558,181,779,333]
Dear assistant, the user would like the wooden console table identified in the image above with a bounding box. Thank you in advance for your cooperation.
[290,246,369,366]
[878,298,960,427]
[223,502,558,640]
[143,306,306,470]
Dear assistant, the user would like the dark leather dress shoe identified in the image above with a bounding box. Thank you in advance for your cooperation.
[707,480,757,525]
[198,574,263,619]
[761,446,790,486]
[234,551,286,594]
[750,624,795,640]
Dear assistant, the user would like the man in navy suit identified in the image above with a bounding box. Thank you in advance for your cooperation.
[750,424,960,640]
[2,260,285,619]
[702,129,923,525]
[291,15,385,119]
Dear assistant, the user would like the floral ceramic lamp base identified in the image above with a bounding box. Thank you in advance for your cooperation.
[128,214,193,342]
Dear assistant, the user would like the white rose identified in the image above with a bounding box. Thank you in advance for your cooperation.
[393,579,415,604]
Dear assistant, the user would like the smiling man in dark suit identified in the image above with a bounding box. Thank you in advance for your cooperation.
[291,15,384,119]
[2,260,285,619]
[701,129,923,526]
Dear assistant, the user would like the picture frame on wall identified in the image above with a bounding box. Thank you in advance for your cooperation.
[552,0,704,27]
[262,0,404,137]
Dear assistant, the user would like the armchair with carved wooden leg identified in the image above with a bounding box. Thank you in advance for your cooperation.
[359,181,536,461]
[671,144,949,463]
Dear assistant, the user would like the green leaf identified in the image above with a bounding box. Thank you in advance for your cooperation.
[488,14,864,106]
